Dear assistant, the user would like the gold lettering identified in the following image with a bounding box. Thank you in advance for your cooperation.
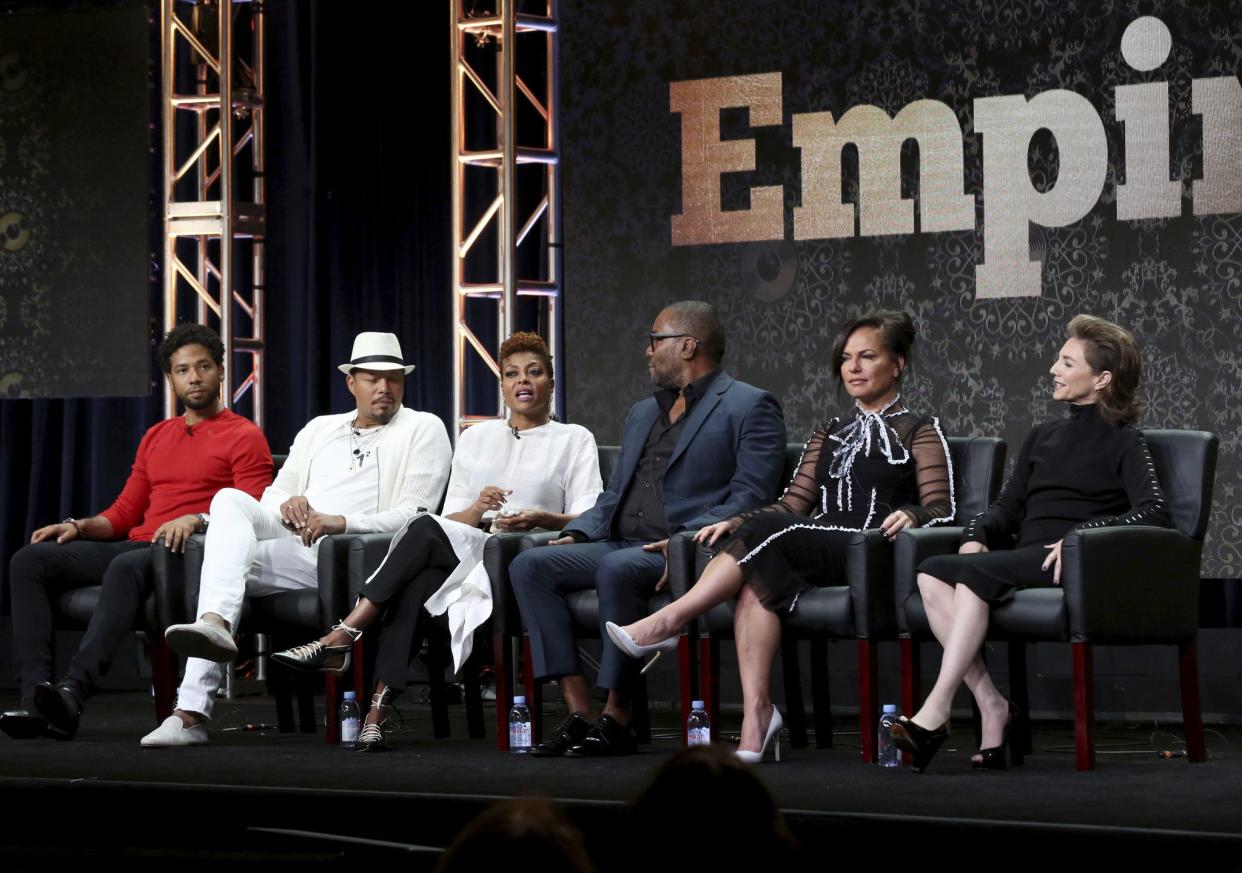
[670,73,784,245]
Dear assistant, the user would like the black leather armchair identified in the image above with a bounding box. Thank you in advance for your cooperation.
[895,429,1215,770]
[680,437,1004,761]
[157,529,360,743]
[50,551,178,724]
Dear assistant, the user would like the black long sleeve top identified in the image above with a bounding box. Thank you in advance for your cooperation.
[962,402,1169,549]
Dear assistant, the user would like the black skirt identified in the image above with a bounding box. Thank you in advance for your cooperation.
[718,512,855,615]
[918,545,1055,603]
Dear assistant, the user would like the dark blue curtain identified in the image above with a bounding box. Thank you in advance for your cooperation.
[0,3,453,605]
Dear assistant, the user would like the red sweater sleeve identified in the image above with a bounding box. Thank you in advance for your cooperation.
[99,426,157,538]
[230,426,274,499]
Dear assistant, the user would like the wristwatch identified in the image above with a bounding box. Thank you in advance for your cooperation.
[196,512,210,532]
[61,517,84,537]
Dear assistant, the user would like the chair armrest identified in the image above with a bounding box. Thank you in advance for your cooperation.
[484,532,532,636]
[519,530,563,549]
[845,530,897,639]
[893,527,963,635]
[317,533,374,624]
[1062,526,1202,644]
[666,531,701,599]
[150,536,202,629]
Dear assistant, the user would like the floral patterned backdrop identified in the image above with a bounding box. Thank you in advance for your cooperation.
[0,6,150,399]
[561,0,1242,579]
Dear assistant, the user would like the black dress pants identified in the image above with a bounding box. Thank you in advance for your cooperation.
[362,515,460,693]
[8,540,150,707]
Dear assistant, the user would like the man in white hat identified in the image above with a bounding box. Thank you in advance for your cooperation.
[141,332,452,747]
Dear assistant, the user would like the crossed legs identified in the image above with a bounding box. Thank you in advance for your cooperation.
[911,572,1010,751]
[619,551,780,754]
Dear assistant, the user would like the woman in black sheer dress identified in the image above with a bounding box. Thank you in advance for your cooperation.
[608,311,955,761]
[893,315,1169,772]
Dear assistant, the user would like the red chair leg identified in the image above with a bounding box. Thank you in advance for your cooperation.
[899,638,920,716]
[899,638,919,765]
[858,639,879,763]
[699,637,720,740]
[494,631,512,751]
[1072,642,1095,771]
[679,637,693,746]
[1179,638,1207,762]
[150,635,177,723]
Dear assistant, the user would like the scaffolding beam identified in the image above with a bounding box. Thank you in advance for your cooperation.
[162,0,266,427]
[451,0,561,436]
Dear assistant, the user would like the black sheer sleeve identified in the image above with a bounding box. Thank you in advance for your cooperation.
[961,426,1037,547]
[894,417,955,527]
[1073,428,1170,532]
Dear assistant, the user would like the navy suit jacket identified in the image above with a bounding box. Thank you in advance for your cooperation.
[564,371,787,542]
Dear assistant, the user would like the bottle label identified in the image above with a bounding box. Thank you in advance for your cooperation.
[687,726,710,746]
[510,721,531,750]
[341,717,359,745]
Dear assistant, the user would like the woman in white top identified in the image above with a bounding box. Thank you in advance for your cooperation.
[273,333,602,750]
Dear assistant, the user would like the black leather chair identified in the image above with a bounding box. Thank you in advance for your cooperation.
[895,429,1215,770]
[338,445,622,751]
[679,436,1004,762]
[161,529,360,743]
[339,530,487,742]
[50,552,178,724]
[666,444,802,743]
[488,446,683,750]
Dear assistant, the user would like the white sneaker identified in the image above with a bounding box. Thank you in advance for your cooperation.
[141,715,208,748]
[165,620,238,662]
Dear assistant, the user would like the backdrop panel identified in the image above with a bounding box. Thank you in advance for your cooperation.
[0,5,150,398]
[560,0,1242,578]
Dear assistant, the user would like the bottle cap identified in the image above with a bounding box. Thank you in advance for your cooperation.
[344,691,357,701]
[691,700,705,710]
[882,703,897,713]
[513,695,527,705]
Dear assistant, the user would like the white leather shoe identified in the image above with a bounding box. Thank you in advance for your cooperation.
[605,621,678,658]
[735,705,783,764]
[165,620,238,662]
[141,715,208,748]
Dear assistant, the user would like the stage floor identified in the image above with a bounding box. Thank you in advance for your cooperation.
[3,690,1241,870]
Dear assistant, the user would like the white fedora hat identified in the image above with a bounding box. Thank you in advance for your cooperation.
[337,332,416,375]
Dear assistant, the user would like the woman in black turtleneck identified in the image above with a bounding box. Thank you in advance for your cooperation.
[893,315,1169,773]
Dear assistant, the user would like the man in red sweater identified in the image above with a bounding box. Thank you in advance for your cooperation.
[0,323,272,739]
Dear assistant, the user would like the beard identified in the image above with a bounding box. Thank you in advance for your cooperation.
[180,389,218,411]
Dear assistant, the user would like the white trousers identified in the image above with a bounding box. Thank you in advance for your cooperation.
[176,488,319,718]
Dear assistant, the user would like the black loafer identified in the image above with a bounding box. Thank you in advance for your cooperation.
[530,712,593,757]
[0,709,48,740]
[565,713,637,757]
[33,682,83,741]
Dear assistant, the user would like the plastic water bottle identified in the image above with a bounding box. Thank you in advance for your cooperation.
[877,703,900,767]
[509,695,532,754]
[340,691,361,749]
[686,700,711,747]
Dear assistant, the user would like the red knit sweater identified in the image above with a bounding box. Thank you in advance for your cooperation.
[99,409,273,542]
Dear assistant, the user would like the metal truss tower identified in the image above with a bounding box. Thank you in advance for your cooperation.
[451,0,562,435]
[161,0,266,425]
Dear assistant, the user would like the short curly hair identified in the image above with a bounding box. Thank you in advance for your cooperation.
[499,332,553,380]
[158,323,225,374]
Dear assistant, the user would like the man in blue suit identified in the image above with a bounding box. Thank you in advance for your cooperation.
[510,301,786,756]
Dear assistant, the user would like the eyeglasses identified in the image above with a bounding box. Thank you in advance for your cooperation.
[648,332,699,352]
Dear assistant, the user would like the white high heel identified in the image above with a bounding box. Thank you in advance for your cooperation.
[735,705,783,763]
[605,621,678,674]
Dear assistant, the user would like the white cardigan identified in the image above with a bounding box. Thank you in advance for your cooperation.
[260,406,452,532]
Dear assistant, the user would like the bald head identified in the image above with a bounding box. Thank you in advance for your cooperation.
[663,300,725,365]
